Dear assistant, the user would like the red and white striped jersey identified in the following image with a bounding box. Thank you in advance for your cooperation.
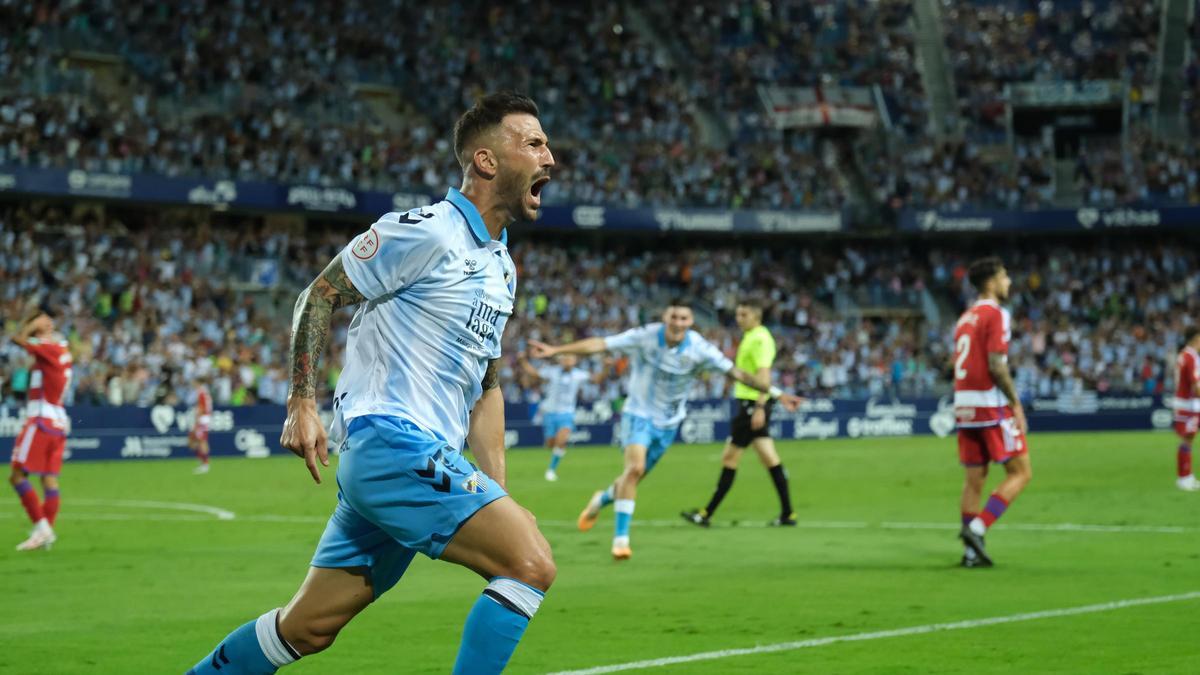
[23,336,72,427]
[952,300,1011,427]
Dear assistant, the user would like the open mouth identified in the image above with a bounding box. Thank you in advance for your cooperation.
[529,175,551,208]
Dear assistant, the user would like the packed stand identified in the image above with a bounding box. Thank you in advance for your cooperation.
[643,0,925,140]
[944,0,1158,138]
[0,205,301,410]
[930,239,1200,397]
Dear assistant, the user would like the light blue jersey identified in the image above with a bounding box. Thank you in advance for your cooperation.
[537,365,590,414]
[312,188,513,575]
[604,323,734,427]
[332,187,517,451]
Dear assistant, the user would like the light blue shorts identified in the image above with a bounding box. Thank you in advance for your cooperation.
[311,415,505,597]
[620,415,679,475]
[542,411,575,439]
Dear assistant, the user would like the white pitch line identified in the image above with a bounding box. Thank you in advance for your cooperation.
[546,591,1200,675]
[70,498,236,520]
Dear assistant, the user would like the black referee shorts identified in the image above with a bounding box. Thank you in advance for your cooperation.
[729,399,773,447]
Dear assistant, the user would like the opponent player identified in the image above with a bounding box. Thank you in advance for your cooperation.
[682,298,797,527]
[530,300,802,560]
[953,257,1033,567]
[517,352,610,481]
[1173,327,1200,491]
[188,92,556,675]
[188,375,213,474]
[9,308,72,551]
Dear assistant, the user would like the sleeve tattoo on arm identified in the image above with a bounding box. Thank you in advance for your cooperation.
[290,254,365,399]
[482,359,501,391]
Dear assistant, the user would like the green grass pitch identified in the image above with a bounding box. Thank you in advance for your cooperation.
[3,431,1198,674]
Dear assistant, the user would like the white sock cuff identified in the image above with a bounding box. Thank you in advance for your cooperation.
[614,499,635,515]
[255,608,300,668]
[552,447,567,457]
[485,577,545,619]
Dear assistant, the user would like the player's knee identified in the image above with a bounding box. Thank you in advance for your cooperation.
[720,446,741,465]
[1017,463,1033,484]
[505,545,557,592]
[281,616,343,656]
[624,463,645,481]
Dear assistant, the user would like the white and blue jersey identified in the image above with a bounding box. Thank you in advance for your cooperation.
[604,323,734,428]
[311,188,515,572]
[332,187,517,451]
[538,365,590,414]
[540,362,590,437]
[538,365,589,438]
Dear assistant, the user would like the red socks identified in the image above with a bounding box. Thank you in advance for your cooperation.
[14,480,43,524]
[43,488,60,525]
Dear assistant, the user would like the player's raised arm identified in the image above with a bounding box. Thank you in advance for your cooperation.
[529,337,608,358]
[987,352,1027,434]
[10,312,47,350]
[468,358,508,488]
[283,252,366,484]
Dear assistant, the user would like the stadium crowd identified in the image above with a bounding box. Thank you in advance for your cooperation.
[4,0,1198,212]
[2,202,1195,410]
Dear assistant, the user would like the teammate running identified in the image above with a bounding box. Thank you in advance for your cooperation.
[530,299,802,560]
[952,257,1033,567]
[517,352,610,481]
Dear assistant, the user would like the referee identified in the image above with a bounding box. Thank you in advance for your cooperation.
[682,299,796,527]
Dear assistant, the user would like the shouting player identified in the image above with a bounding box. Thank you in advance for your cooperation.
[1173,327,1200,491]
[682,298,797,527]
[517,351,610,481]
[530,299,802,560]
[9,308,72,551]
[188,92,556,675]
[952,257,1033,567]
[189,375,213,474]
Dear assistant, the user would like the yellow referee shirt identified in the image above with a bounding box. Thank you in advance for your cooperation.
[733,325,776,401]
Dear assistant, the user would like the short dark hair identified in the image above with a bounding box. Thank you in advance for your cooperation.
[737,297,764,312]
[666,297,693,311]
[453,92,539,168]
[967,257,1004,292]
[1185,326,1200,345]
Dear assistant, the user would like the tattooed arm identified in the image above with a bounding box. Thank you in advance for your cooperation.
[281,253,365,483]
[467,359,507,488]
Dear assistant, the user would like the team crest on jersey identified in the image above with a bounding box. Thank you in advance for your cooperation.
[462,471,488,494]
[352,228,379,260]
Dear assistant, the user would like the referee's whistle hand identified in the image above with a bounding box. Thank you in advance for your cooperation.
[778,393,804,412]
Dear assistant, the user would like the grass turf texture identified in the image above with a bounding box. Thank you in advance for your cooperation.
[2,430,1198,674]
